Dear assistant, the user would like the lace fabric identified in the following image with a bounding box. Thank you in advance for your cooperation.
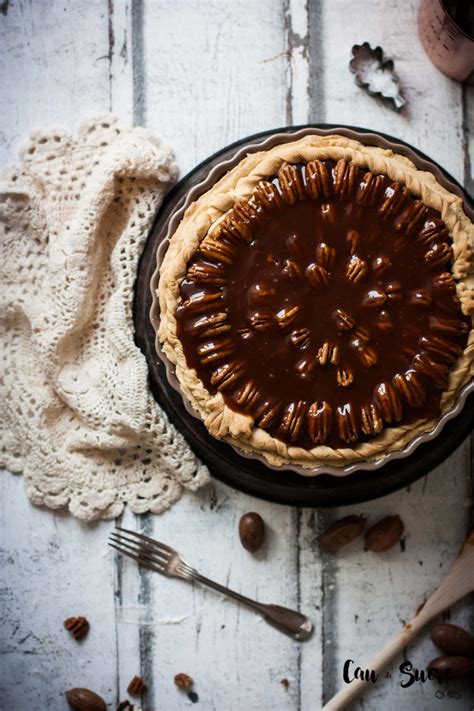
[0,115,210,520]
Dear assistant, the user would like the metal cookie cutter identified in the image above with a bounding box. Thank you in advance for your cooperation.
[350,42,406,110]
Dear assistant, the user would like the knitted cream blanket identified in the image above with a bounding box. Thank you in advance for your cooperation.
[0,115,209,520]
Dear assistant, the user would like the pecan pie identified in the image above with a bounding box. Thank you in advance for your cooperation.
[158,135,473,468]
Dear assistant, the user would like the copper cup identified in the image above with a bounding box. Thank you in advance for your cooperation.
[418,0,474,83]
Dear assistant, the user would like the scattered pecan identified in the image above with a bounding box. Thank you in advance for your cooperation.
[319,515,365,552]
[345,229,360,255]
[116,702,134,711]
[182,290,222,314]
[315,241,336,270]
[346,256,368,283]
[254,180,282,211]
[424,242,453,268]
[306,262,330,290]
[362,288,387,308]
[372,255,391,276]
[186,260,227,285]
[375,310,394,332]
[356,171,385,206]
[332,308,355,332]
[304,159,333,199]
[247,282,276,306]
[393,371,426,407]
[378,183,409,220]
[412,352,448,386]
[428,656,474,681]
[307,401,332,444]
[394,200,427,235]
[65,688,106,711]
[385,281,402,301]
[199,235,236,264]
[429,316,469,336]
[282,258,302,279]
[174,673,193,691]
[63,616,89,641]
[295,355,317,379]
[278,401,307,442]
[197,338,234,365]
[333,159,358,200]
[249,310,274,331]
[408,289,432,307]
[336,403,358,443]
[127,675,146,696]
[417,218,450,245]
[280,678,290,689]
[235,380,261,408]
[364,515,404,552]
[278,163,306,204]
[289,327,311,350]
[190,312,230,338]
[432,271,455,291]
[239,512,265,552]
[337,365,354,388]
[255,400,281,429]
[210,361,245,391]
[430,623,474,657]
[360,402,383,436]
[317,341,340,366]
[419,334,462,364]
[373,382,403,423]
[276,305,301,328]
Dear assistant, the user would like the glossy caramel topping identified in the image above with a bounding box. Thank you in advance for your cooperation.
[176,159,470,449]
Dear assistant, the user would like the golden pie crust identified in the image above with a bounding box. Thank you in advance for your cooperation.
[158,135,474,469]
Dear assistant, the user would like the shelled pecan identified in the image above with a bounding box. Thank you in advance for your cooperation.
[182,290,222,314]
[360,402,383,436]
[276,305,301,328]
[375,310,393,332]
[306,262,330,290]
[186,261,227,285]
[372,255,391,276]
[307,401,332,444]
[333,159,358,200]
[289,327,311,349]
[408,289,432,307]
[332,308,355,332]
[249,310,274,331]
[356,171,385,206]
[235,380,261,408]
[63,616,89,641]
[357,344,378,368]
[278,401,307,442]
[385,281,402,301]
[189,312,230,338]
[346,256,368,283]
[432,271,455,290]
[424,242,453,268]
[393,371,426,407]
[412,352,448,385]
[255,400,281,429]
[174,673,193,691]
[281,258,302,279]
[337,365,354,388]
[210,361,245,391]
[197,338,234,365]
[345,229,360,255]
[199,235,236,264]
[253,180,282,211]
[278,163,306,204]
[394,200,427,235]
[419,334,462,363]
[304,159,332,199]
[373,382,403,422]
[317,341,340,366]
[378,183,409,220]
[295,355,317,379]
[429,316,469,336]
[362,288,387,308]
[417,218,450,245]
[320,202,337,225]
[315,241,336,270]
[286,232,305,257]
[127,675,146,696]
[336,403,358,443]
[247,282,276,306]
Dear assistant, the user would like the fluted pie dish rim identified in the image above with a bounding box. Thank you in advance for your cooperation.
[152,127,474,475]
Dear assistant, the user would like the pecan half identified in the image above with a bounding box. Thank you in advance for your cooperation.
[336,403,358,443]
[432,271,455,291]
[295,355,317,379]
[317,341,340,365]
[278,401,307,442]
[249,310,274,331]
[174,673,193,691]
[307,401,332,444]
[282,258,302,279]
[304,159,333,199]
[199,235,237,264]
[286,232,305,257]
[210,361,245,390]
[360,402,383,436]
[356,171,385,206]
[276,305,301,329]
[362,288,387,308]
[198,338,234,365]
[395,199,427,235]
[333,159,358,199]
[127,675,146,696]
[337,365,354,387]
[315,242,336,270]
[393,371,426,407]
[190,312,230,338]
[419,334,462,363]
[321,203,337,225]
[429,316,469,336]
[375,310,394,332]
[306,263,330,290]
[220,210,254,244]
[332,308,355,332]
[247,282,276,306]
[235,380,261,408]
[182,290,222,314]
[186,261,226,285]
[412,352,448,385]
[373,382,402,423]
[345,229,360,255]
[278,163,306,204]
[64,616,89,641]
[378,183,409,220]
[354,325,370,341]
[357,344,378,368]
[254,180,282,211]
[372,255,391,276]
[424,242,453,269]
[385,281,402,302]
[409,289,432,307]
[417,218,450,245]
[289,327,311,349]
[346,256,368,283]
[255,400,281,428]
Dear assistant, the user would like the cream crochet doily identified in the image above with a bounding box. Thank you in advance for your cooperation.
[0,115,209,520]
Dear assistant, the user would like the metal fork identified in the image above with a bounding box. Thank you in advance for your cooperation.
[109,527,313,641]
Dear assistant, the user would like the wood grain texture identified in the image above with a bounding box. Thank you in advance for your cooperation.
[0,1,473,710]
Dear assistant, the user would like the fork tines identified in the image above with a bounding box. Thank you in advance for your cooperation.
[108,527,172,574]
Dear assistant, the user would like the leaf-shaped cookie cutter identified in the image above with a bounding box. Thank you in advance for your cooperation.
[350,42,406,110]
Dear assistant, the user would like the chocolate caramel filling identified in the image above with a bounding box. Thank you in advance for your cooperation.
[176,159,470,449]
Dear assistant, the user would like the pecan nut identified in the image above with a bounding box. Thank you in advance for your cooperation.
[186,260,226,285]
[197,338,234,365]
[337,365,354,388]
[295,355,317,379]
[356,171,385,206]
[127,675,146,696]
[346,256,368,283]
[306,262,330,290]
[235,381,261,407]
[424,242,453,268]
[393,371,426,407]
[249,310,274,331]
[419,334,462,364]
[317,341,340,366]
[417,218,449,245]
[357,344,378,368]
[210,361,245,391]
[373,382,403,423]
[255,400,281,429]
[360,402,383,436]
[412,352,448,386]
[333,159,358,199]
[429,316,469,336]
[182,290,222,314]
[286,232,305,257]
[394,200,427,235]
[288,327,311,349]
[409,289,432,307]
[63,616,89,641]
[345,229,360,255]
[362,288,387,308]
[254,180,282,211]
[189,312,230,338]
[304,159,333,199]
[332,308,355,332]
[315,242,336,270]
[199,235,237,264]
[278,401,307,442]
[385,281,402,301]
[372,255,391,276]
[275,305,301,328]
[432,271,455,291]
[247,282,276,306]
[336,403,358,444]
[278,163,306,204]
[378,182,409,220]
[307,401,332,444]
[174,673,193,691]
[282,258,302,279]
[65,689,106,711]
[375,310,394,332]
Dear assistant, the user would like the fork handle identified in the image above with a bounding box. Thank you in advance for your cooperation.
[189,571,313,641]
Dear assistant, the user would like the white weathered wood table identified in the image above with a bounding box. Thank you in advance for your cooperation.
[1,1,473,710]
